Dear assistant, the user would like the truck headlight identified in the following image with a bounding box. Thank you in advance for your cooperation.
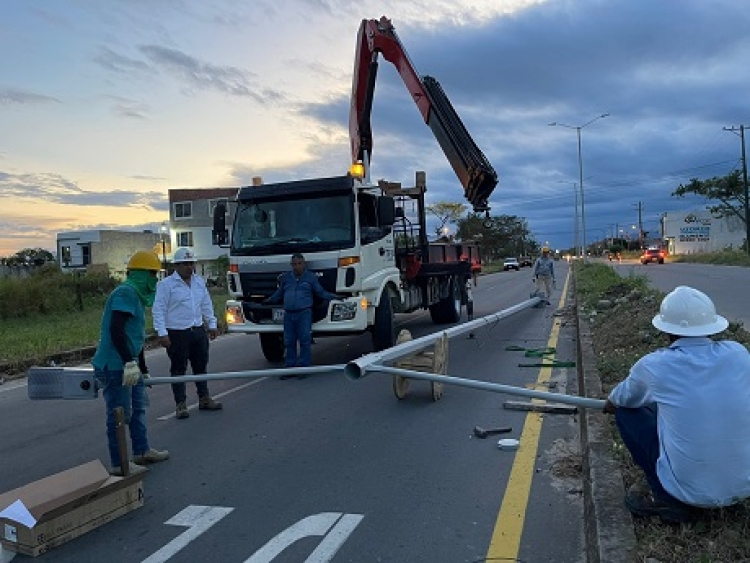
[226,305,244,325]
[331,301,357,322]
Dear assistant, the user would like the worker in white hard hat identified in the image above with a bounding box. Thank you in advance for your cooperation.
[532,246,555,303]
[603,286,750,522]
[152,247,222,419]
[92,250,170,476]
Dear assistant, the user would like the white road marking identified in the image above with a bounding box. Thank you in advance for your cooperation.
[244,512,364,563]
[305,514,364,563]
[141,505,234,563]
[157,379,266,420]
[0,380,27,395]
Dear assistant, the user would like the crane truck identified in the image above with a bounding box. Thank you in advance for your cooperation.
[212,16,498,362]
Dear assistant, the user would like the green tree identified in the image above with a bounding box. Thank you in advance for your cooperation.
[1,248,55,266]
[426,201,467,238]
[672,171,747,225]
[456,214,536,262]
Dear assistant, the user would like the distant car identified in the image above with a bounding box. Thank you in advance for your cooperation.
[640,248,666,264]
[503,258,520,271]
[518,256,532,268]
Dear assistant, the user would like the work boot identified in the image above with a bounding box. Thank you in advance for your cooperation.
[624,484,693,523]
[133,448,170,466]
[175,401,189,419]
[108,462,148,477]
[199,396,222,411]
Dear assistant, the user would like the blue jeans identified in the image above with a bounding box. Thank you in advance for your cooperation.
[283,309,312,367]
[95,368,150,468]
[615,405,689,507]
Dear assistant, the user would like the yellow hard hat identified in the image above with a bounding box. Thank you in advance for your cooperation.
[542,246,550,252]
[127,250,161,271]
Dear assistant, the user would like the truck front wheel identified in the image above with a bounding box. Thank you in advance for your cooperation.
[372,291,396,351]
[259,333,285,362]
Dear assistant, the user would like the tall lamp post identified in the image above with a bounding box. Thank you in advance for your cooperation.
[160,221,168,273]
[549,113,609,258]
[557,180,579,257]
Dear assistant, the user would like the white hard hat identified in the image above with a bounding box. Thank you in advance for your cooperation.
[172,247,197,264]
[651,286,728,336]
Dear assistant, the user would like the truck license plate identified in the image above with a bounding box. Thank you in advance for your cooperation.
[273,309,284,323]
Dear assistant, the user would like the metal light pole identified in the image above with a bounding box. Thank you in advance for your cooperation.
[557,180,579,256]
[160,221,168,273]
[549,113,609,259]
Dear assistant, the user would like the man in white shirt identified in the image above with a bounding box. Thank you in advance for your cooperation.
[604,286,750,522]
[153,247,222,419]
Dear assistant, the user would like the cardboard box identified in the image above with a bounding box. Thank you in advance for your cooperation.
[0,460,145,557]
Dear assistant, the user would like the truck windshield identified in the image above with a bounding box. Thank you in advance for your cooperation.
[231,193,354,255]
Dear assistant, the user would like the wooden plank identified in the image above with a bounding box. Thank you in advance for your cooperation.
[502,401,577,414]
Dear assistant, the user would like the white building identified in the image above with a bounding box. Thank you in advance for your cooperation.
[662,210,746,254]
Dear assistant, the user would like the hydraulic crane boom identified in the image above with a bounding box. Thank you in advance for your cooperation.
[349,16,498,212]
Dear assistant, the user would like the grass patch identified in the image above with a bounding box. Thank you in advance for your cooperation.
[671,249,750,267]
[0,284,230,371]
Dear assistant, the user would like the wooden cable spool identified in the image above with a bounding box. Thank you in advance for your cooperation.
[392,329,449,401]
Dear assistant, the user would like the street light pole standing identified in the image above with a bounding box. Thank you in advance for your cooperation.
[549,113,609,258]
[160,221,168,273]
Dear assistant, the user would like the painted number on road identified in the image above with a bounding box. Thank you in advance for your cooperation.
[142,505,234,563]
[141,507,363,563]
[245,512,364,563]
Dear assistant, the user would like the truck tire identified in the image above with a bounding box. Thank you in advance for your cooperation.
[372,291,396,351]
[429,276,461,324]
[259,333,285,362]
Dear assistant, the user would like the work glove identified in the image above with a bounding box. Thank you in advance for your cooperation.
[122,361,141,386]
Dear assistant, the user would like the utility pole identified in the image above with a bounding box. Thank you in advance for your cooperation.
[723,125,750,255]
[634,201,644,249]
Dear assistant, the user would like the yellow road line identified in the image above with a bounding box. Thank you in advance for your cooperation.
[485,270,571,560]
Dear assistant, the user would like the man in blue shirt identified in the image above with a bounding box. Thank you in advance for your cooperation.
[604,286,750,522]
[264,253,340,377]
[532,247,555,303]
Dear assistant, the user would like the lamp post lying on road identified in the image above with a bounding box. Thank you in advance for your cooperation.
[549,113,609,258]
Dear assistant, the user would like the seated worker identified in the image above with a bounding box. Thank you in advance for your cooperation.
[603,286,750,522]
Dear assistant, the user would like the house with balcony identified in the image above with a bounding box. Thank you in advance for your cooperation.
[166,187,238,279]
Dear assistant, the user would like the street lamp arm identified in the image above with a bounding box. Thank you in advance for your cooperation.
[581,113,610,129]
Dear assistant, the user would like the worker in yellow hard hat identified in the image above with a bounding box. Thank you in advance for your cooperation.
[533,247,555,304]
[92,250,169,476]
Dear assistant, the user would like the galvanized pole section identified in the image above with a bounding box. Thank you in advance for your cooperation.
[373,365,606,410]
[344,297,541,379]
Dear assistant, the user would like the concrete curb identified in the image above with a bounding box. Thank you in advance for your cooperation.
[575,301,639,562]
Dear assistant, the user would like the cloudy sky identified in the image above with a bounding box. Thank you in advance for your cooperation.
[1,0,748,256]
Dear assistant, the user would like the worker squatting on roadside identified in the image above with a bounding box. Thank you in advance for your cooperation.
[91,250,170,476]
[533,247,555,301]
[603,286,750,523]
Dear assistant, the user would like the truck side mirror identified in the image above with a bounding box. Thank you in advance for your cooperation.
[212,201,229,246]
[377,196,396,226]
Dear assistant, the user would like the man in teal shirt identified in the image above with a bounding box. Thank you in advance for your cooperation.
[92,250,169,475]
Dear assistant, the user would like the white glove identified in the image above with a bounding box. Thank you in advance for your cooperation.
[122,361,141,386]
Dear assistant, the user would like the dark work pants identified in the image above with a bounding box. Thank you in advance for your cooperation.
[615,405,690,508]
[167,326,210,404]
